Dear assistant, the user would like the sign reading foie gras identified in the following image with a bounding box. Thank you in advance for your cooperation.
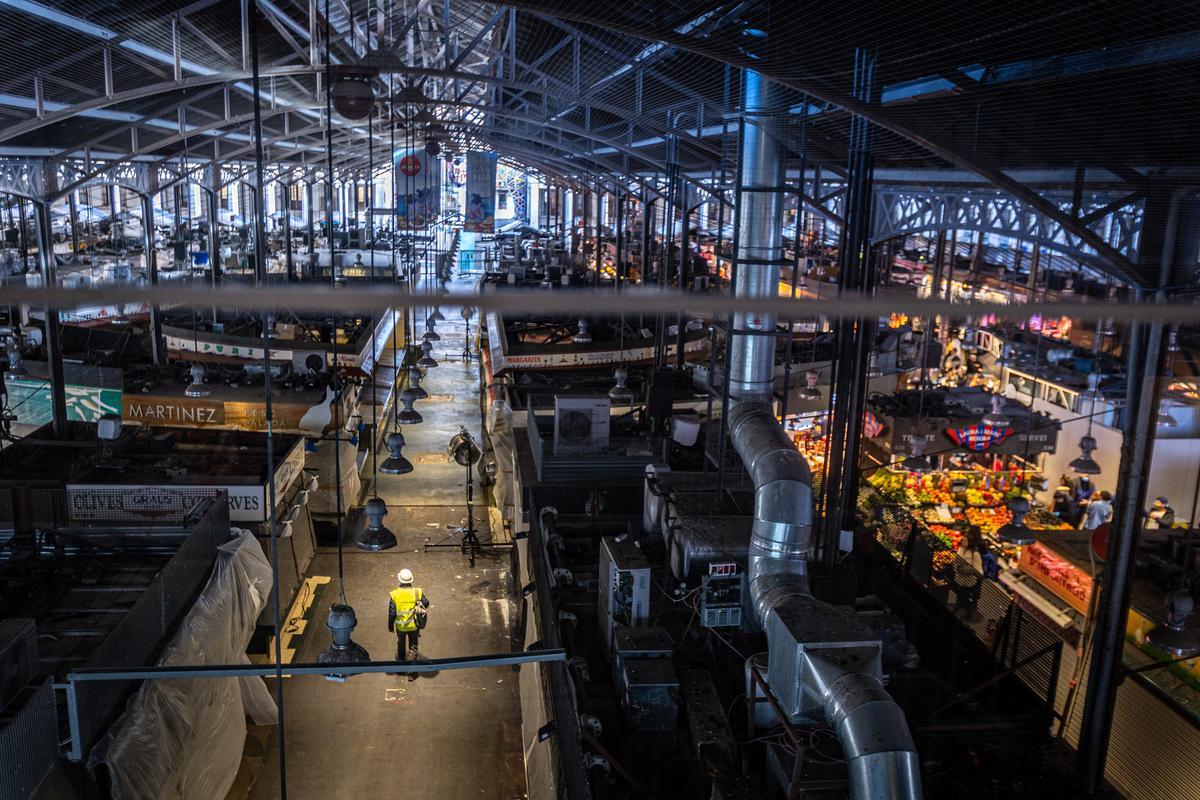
[395,147,440,229]
[66,439,306,523]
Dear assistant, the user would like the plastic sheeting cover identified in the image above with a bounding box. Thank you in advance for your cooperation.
[306,437,363,515]
[486,399,516,522]
[89,529,278,800]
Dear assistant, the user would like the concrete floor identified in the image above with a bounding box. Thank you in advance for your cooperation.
[246,234,525,800]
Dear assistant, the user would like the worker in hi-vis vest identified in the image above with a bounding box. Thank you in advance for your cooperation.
[387,569,430,664]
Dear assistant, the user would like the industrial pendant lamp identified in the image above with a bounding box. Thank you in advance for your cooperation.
[397,388,423,424]
[981,394,1011,428]
[408,365,428,399]
[1069,434,1102,475]
[798,369,822,400]
[355,496,398,551]
[422,318,441,342]
[608,366,633,402]
[417,340,439,368]
[3,341,26,380]
[996,496,1035,546]
[185,363,211,397]
[430,305,445,322]
[1157,407,1178,428]
[867,350,883,378]
[316,603,371,671]
[574,319,592,344]
[1146,591,1200,658]
[379,431,414,475]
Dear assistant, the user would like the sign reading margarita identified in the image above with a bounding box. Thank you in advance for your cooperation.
[395,148,440,229]
[463,151,497,233]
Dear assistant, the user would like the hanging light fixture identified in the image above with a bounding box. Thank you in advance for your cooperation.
[430,305,445,322]
[798,369,822,399]
[355,496,398,551]
[574,319,592,344]
[608,366,633,402]
[1069,434,1102,475]
[397,388,423,424]
[1157,405,1178,428]
[867,350,883,378]
[379,431,414,474]
[1167,325,1182,353]
[904,438,932,473]
[417,340,439,368]
[981,394,1011,428]
[316,603,371,672]
[408,365,428,399]
[422,318,441,342]
[185,363,210,397]
[1146,591,1200,658]
[1098,317,1116,337]
[3,341,26,380]
[997,496,1035,545]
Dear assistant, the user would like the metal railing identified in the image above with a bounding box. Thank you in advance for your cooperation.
[0,679,59,800]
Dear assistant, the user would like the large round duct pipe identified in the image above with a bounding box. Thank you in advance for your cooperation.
[729,70,786,400]
[724,71,923,800]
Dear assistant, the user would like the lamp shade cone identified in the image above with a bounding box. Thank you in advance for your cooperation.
[355,496,398,551]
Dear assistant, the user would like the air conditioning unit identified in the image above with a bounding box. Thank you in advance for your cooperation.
[0,619,37,712]
[553,396,610,454]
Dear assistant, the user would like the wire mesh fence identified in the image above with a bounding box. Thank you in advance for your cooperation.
[0,679,58,800]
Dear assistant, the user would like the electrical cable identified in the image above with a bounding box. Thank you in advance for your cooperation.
[248,3,287,798]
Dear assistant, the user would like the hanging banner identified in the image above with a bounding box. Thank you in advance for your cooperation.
[463,151,497,233]
[395,148,440,229]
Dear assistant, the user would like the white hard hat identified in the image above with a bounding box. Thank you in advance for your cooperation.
[397,569,414,585]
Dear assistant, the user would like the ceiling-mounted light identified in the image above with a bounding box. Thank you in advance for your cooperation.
[1157,408,1178,428]
[408,365,428,400]
[798,369,822,400]
[422,318,441,342]
[329,65,379,121]
[1069,434,1102,475]
[608,366,633,402]
[397,388,423,424]
[355,496,398,551]
[379,431,414,475]
[316,603,371,673]
[185,363,210,397]
[417,340,439,368]
[1146,591,1200,658]
[430,306,445,322]
[398,84,426,104]
[574,319,592,344]
[997,496,1035,545]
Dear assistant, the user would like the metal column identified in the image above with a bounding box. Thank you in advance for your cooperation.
[282,182,294,282]
[207,187,221,280]
[820,47,878,568]
[140,194,164,365]
[1074,189,1182,795]
[32,201,67,436]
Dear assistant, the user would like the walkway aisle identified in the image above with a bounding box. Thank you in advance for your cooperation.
[246,229,524,800]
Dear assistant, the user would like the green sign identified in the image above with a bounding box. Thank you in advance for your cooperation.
[6,362,123,425]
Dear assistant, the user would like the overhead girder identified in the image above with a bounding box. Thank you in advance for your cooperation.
[502,2,1147,288]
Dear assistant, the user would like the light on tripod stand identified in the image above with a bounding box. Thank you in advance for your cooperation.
[448,428,482,466]
[355,496,398,551]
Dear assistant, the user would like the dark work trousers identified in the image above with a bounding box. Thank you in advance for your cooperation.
[396,630,420,661]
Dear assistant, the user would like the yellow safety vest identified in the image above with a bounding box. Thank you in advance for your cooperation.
[390,586,423,632]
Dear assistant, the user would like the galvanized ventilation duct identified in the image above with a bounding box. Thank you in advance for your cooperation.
[728,70,923,800]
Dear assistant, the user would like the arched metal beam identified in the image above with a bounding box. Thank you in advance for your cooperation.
[504,3,1145,287]
[0,66,320,144]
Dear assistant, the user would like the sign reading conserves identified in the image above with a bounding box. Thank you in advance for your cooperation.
[66,440,306,523]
